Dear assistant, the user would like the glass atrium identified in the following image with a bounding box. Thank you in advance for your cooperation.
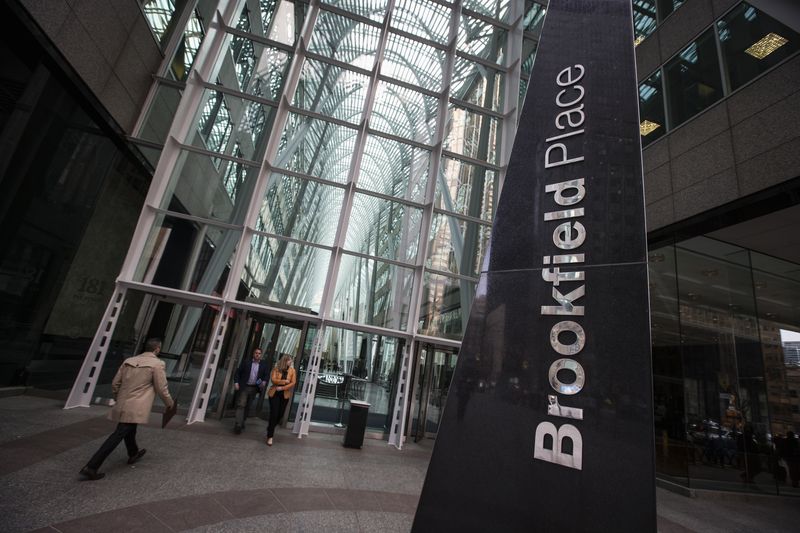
[67,0,547,437]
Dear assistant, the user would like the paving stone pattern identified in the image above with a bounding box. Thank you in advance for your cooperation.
[1,396,798,532]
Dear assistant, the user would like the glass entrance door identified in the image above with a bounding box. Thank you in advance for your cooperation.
[211,311,306,421]
[411,343,458,441]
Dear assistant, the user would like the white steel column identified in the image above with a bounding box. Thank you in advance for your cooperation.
[387,344,412,449]
[292,324,326,437]
[64,286,127,408]
[186,303,232,423]
[64,0,244,410]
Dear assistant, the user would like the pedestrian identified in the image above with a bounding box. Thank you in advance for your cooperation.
[265,354,297,446]
[233,347,269,434]
[79,338,174,480]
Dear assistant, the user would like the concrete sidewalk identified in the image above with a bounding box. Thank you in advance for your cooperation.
[1,395,798,532]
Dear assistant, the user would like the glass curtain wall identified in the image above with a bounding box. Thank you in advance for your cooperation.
[92,0,546,431]
[649,236,800,496]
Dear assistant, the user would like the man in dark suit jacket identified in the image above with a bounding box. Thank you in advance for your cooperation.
[233,348,269,434]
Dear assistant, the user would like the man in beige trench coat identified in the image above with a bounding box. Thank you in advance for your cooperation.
[79,338,174,480]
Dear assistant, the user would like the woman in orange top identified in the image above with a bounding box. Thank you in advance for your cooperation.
[266,354,297,446]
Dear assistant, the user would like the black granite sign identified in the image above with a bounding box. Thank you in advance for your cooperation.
[412,0,656,531]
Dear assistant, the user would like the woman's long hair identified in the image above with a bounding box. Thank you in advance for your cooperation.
[277,354,293,372]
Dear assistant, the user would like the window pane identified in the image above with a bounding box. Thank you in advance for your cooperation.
[427,213,491,278]
[169,7,205,81]
[189,89,277,162]
[664,29,724,128]
[452,56,505,113]
[309,10,382,66]
[717,2,800,92]
[520,37,538,78]
[657,0,686,19]
[639,70,666,146]
[242,236,330,313]
[321,0,388,22]
[417,272,476,340]
[370,81,439,144]
[256,173,344,246]
[457,15,508,66]
[333,254,415,330]
[138,82,182,146]
[384,32,446,92]
[391,0,452,45]
[162,149,259,224]
[523,0,546,34]
[275,112,358,182]
[358,135,430,203]
[436,156,497,221]
[135,213,241,296]
[224,33,293,101]
[633,0,658,43]
[345,193,423,264]
[257,0,305,46]
[293,58,369,124]
[464,0,512,25]
[444,105,501,165]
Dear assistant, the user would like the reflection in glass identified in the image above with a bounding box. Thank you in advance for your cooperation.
[436,157,496,221]
[427,213,491,278]
[293,58,369,124]
[633,0,658,43]
[138,82,183,146]
[457,15,508,65]
[275,112,358,181]
[717,2,800,91]
[162,150,259,224]
[322,0,388,22]
[648,236,800,495]
[225,33,293,101]
[135,213,241,296]
[309,10,382,64]
[170,7,205,81]
[243,235,330,313]
[371,81,439,145]
[657,0,686,20]
[418,272,476,340]
[523,0,547,34]
[639,70,666,146]
[664,29,724,128]
[190,89,277,163]
[391,0,451,45]
[444,105,501,165]
[384,32,446,91]
[452,56,505,113]
[257,173,344,246]
[332,254,414,331]
[345,194,423,264]
[358,135,430,203]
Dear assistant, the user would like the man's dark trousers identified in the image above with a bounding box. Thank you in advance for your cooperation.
[87,423,138,470]
[235,385,260,428]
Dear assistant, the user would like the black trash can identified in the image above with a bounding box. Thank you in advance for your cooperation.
[343,399,371,449]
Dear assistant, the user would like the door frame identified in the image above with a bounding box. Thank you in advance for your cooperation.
[409,341,459,441]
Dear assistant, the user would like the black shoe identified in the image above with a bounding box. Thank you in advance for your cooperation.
[127,449,146,465]
[79,466,105,481]
[234,425,242,434]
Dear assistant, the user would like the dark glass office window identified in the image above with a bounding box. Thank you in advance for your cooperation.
[633,0,658,42]
[664,29,724,128]
[639,70,666,146]
[657,0,685,19]
[717,2,800,92]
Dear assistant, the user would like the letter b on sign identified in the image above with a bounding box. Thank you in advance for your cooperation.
[534,421,583,470]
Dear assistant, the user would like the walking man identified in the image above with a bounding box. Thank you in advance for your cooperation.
[233,347,269,434]
[79,338,174,480]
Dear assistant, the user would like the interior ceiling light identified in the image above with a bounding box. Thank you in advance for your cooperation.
[640,120,661,136]
[745,32,788,59]
[634,36,644,47]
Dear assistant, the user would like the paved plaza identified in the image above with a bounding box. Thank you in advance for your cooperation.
[1,395,798,533]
